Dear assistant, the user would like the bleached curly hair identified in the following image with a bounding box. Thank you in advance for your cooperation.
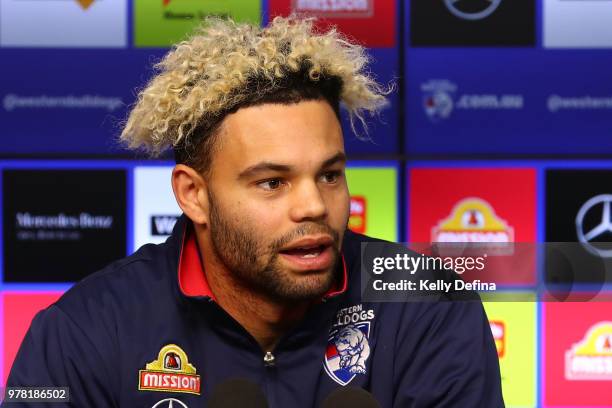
[120,16,390,173]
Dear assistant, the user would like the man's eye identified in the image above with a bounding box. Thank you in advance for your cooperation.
[321,171,342,183]
[257,179,283,191]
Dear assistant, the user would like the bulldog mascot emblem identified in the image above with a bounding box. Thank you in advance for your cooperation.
[324,322,371,385]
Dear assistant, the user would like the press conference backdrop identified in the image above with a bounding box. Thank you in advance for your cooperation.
[1,1,612,406]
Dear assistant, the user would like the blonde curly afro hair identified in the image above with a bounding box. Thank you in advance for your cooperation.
[120,16,390,173]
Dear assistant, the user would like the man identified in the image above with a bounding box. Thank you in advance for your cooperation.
[4,17,503,407]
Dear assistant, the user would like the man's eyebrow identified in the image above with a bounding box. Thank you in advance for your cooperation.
[238,162,292,179]
[238,152,347,180]
[321,152,347,168]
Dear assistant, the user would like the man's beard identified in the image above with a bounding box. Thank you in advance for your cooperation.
[208,190,342,302]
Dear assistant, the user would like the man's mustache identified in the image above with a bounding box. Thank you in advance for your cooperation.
[268,223,341,252]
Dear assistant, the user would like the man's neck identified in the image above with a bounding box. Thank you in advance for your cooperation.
[208,271,310,351]
[196,232,310,352]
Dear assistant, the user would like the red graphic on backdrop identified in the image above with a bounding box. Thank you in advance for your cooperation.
[349,196,367,233]
[269,0,396,47]
[545,303,612,406]
[408,168,537,285]
[2,292,64,384]
[490,320,506,358]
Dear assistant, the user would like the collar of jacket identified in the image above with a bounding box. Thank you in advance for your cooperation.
[169,215,349,303]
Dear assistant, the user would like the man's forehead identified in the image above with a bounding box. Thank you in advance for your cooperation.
[213,101,345,169]
[236,151,347,180]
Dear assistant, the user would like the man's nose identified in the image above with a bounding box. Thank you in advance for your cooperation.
[288,180,328,222]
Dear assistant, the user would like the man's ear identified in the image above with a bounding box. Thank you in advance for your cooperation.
[171,164,210,225]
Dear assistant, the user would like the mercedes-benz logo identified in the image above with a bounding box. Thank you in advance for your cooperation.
[151,398,188,408]
[444,0,502,21]
[576,194,612,258]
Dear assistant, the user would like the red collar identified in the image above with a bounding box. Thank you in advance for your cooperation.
[177,224,348,300]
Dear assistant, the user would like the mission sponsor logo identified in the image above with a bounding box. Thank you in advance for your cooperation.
[269,0,395,47]
[432,198,514,243]
[565,322,612,381]
[290,0,373,18]
[490,320,506,358]
[545,303,612,405]
[421,80,523,122]
[409,168,537,285]
[348,196,366,234]
[139,344,201,395]
[151,215,179,236]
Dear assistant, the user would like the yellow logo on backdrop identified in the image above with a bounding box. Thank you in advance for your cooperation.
[432,197,514,243]
[565,322,612,380]
[76,0,96,9]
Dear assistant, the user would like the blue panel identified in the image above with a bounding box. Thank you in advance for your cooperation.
[0,48,167,155]
[342,47,400,155]
[405,49,612,155]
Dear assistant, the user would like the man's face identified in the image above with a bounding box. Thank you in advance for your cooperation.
[205,99,350,302]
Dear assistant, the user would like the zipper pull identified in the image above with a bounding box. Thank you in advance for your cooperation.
[263,351,276,367]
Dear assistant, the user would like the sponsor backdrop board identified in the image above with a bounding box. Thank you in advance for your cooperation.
[133,166,180,250]
[1,292,64,385]
[1,0,612,405]
[407,166,537,286]
[131,163,399,250]
[544,302,612,407]
[269,0,397,48]
[405,0,612,155]
[2,168,127,283]
[0,0,399,156]
[410,0,535,47]
[134,0,261,47]
[0,0,127,47]
[484,298,537,408]
[345,164,398,242]
[266,0,400,155]
[544,0,612,48]
[0,49,166,155]
[546,169,612,284]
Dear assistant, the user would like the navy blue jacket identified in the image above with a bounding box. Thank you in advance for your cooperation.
[4,216,504,407]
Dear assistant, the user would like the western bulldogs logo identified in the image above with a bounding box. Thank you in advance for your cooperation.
[335,325,371,374]
[421,79,456,122]
[324,322,372,385]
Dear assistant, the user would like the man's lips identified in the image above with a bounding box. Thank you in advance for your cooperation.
[278,236,335,270]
